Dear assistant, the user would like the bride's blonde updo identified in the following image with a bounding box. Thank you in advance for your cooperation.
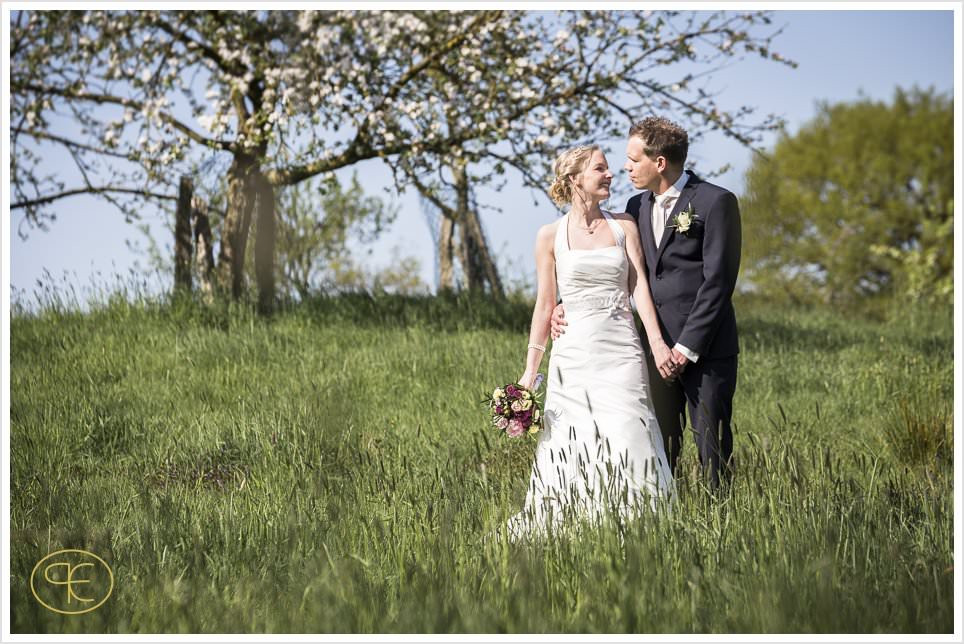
[548,144,601,207]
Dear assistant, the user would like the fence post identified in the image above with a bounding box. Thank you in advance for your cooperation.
[174,175,194,293]
[192,196,215,302]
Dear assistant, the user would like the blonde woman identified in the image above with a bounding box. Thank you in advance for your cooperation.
[507,144,675,538]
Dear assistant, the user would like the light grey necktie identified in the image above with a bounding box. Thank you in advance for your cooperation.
[654,195,674,245]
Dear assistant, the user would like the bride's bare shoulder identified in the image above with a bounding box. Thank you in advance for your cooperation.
[536,219,561,242]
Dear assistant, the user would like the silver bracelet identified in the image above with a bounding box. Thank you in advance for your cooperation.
[527,343,546,353]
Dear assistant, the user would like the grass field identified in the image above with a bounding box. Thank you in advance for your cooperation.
[7,289,955,633]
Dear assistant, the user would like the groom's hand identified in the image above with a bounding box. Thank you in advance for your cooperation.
[549,303,567,339]
[670,348,690,375]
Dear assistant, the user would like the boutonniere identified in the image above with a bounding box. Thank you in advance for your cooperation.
[666,203,699,237]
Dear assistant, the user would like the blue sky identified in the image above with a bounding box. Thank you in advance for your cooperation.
[6,8,958,308]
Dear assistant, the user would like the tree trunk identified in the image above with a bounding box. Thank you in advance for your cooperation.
[217,156,257,299]
[254,172,276,313]
[174,175,193,293]
[438,215,456,292]
[450,156,503,297]
[458,220,484,291]
[192,196,215,303]
[411,149,504,296]
[462,207,504,298]
[451,158,483,291]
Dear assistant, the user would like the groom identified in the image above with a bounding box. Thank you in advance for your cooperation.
[552,116,741,490]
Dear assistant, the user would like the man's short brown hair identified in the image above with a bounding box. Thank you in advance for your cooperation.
[629,116,689,166]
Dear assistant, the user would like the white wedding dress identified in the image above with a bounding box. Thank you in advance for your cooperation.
[505,210,675,539]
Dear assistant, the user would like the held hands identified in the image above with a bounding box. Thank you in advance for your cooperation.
[652,341,675,380]
[549,303,567,340]
[653,342,690,381]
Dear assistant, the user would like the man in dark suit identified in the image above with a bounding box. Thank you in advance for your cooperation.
[551,116,741,490]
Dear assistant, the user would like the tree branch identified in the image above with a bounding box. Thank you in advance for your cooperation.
[14,127,132,159]
[637,79,763,150]
[14,82,232,150]
[272,11,504,188]
[12,185,177,210]
[152,15,246,78]
[377,11,502,110]
[593,94,637,126]
[405,168,456,219]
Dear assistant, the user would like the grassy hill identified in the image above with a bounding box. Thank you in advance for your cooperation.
[8,292,954,633]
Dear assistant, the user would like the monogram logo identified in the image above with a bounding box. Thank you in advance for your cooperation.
[30,549,114,615]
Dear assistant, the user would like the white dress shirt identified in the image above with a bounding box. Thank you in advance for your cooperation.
[652,171,700,364]
[652,170,690,245]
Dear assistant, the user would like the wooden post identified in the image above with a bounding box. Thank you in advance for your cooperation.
[438,216,455,293]
[192,196,215,302]
[174,175,194,293]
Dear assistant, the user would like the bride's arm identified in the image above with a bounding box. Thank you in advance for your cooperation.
[622,220,675,380]
[519,223,557,388]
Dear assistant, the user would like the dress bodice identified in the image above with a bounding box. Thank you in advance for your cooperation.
[553,210,631,314]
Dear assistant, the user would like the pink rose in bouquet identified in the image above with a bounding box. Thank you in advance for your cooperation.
[506,419,525,438]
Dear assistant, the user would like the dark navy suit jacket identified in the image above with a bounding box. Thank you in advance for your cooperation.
[625,172,741,360]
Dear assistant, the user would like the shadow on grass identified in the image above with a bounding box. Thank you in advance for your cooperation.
[285,291,534,333]
[140,290,535,334]
[13,288,534,335]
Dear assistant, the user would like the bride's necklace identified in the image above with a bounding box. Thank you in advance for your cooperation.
[574,215,603,234]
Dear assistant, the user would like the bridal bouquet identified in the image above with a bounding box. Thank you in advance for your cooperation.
[483,374,545,438]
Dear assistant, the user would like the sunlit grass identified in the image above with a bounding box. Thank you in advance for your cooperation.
[8,285,953,634]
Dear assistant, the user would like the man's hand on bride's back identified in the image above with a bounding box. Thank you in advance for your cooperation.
[549,303,567,339]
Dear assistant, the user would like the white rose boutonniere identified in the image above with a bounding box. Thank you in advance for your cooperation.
[667,203,699,237]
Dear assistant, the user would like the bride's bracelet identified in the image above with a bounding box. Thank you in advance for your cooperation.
[527,343,546,353]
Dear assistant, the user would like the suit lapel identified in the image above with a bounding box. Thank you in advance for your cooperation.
[655,174,699,265]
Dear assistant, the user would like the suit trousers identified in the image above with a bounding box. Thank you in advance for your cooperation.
[645,350,738,490]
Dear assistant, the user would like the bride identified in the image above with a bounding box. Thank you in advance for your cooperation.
[508,144,675,538]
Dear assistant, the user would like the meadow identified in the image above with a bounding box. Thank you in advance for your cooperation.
[7,287,955,634]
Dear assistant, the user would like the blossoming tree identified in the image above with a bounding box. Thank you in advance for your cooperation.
[10,9,793,309]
